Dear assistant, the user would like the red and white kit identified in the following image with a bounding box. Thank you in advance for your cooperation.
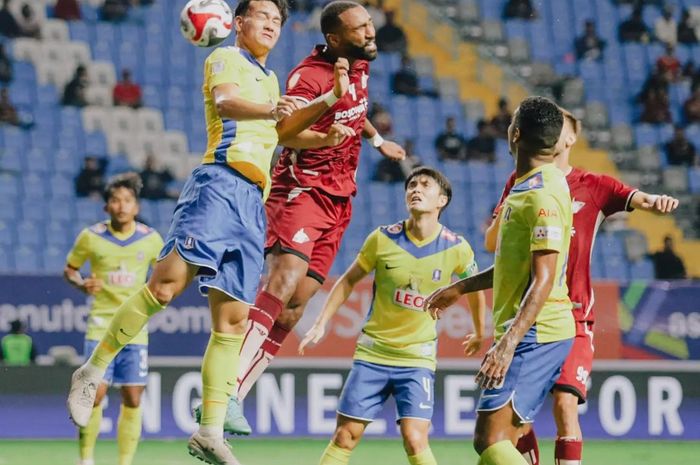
[266,45,371,282]
[494,167,636,401]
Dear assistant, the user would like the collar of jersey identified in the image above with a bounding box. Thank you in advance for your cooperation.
[404,222,442,247]
[514,164,550,185]
[237,47,271,76]
[106,221,136,241]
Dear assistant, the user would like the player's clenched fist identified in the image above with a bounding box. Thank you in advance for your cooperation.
[333,57,350,98]
[648,194,679,213]
[324,123,355,146]
[272,95,301,121]
[423,282,463,320]
[83,273,104,295]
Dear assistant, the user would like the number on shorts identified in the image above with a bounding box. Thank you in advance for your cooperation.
[139,349,148,371]
[422,376,432,402]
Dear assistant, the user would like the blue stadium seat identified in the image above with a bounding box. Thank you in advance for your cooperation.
[139,200,159,225]
[16,221,43,247]
[689,168,700,194]
[22,173,48,199]
[20,200,45,222]
[634,124,659,148]
[43,246,66,273]
[85,132,107,155]
[69,21,90,42]
[629,258,655,280]
[0,247,13,272]
[598,231,625,258]
[0,220,15,247]
[45,221,72,248]
[75,198,104,224]
[13,247,42,274]
[604,256,630,281]
[26,148,55,175]
[47,198,75,222]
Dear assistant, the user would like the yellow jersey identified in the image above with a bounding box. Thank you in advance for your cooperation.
[494,163,574,343]
[66,221,163,345]
[202,46,281,199]
[355,222,478,370]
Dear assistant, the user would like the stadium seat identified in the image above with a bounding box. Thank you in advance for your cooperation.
[689,168,700,194]
[629,258,655,280]
[0,220,16,247]
[13,247,42,274]
[663,167,689,192]
[16,221,43,247]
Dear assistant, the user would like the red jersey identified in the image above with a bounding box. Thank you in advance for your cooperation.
[494,167,636,323]
[272,45,370,197]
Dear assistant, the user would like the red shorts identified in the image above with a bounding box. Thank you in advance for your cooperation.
[553,321,594,403]
[264,184,352,283]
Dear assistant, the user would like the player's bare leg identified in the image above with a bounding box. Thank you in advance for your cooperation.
[400,419,437,465]
[552,389,583,465]
[68,251,195,427]
[473,403,528,465]
[188,289,247,465]
[318,414,368,465]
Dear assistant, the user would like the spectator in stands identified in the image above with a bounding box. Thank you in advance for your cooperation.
[139,154,175,200]
[0,43,12,84]
[435,116,467,161]
[466,119,496,163]
[0,0,20,38]
[75,156,106,198]
[54,0,81,21]
[657,44,682,82]
[391,54,420,96]
[490,97,512,139]
[678,8,698,45]
[651,235,687,280]
[640,87,671,123]
[684,87,700,123]
[503,0,535,19]
[373,138,421,183]
[0,88,20,126]
[665,125,697,166]
[101,0,130,22]
[369,102,393,136]
[0,320,36,366]
[113,69,142,108]
[17,3,40,39]
[376,10,407,53]
[62,65,89,107]
[575,19,606,61]
[619,7,651,43]
[655,5,677,46]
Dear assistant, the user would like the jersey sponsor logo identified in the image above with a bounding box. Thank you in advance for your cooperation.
[108,267,137,287]
[432,269,442,281]
[533,226,562,241]
[333,97,368,123]
[538,208,558,217]
[184,236,195,249]
[572,199,586,214]
[292,228,310,244]
[393,275,426,312]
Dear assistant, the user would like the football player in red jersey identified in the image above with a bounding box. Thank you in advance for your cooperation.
[485,109,679,465]
[194,0,406,434]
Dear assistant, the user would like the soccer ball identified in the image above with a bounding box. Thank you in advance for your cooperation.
[180,0,233,48]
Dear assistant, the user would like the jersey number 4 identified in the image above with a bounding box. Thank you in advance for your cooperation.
[348,83,357,101]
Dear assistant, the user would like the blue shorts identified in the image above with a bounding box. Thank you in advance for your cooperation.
[337,360,435,422]
[159,164,266,304]
[477,327,573,423]
[84,339,148,386]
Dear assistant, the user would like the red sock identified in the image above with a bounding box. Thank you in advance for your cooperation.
[516,428,540,465]
[237,291,284,391]
[237,321,291,400]
[555,437,582,465]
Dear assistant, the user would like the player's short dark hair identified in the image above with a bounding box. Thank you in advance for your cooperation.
[321,1,361,36]
[235,0,289,25]
[514,96,563,153]
[404,166,452,211]
[103,172,143,203]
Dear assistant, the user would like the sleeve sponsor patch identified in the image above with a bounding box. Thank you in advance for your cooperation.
[211,60,225,75]
[533,226,562,241]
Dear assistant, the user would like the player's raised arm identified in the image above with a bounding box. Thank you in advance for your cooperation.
[629,191,680,213]
[212,83,299,121]
[276,58,350,143]
[362,119,405,160]
[282,123,356,150]
[423,266,494,320]
[298,259,368,354]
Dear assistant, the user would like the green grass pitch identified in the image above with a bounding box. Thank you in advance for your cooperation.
[1,439,697,465]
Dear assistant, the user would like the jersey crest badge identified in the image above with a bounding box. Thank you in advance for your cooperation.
[184,236,195,249]
[387,223,403,234]
[572,199,586,214]
[432,269,442,281]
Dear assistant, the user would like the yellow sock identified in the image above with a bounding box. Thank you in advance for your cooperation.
[200,331,244,427]
[319,442,352,465]
[408,447,437,465]
[117,405,142,465]
[78,405,102,460]
[479,440,528,465]
[88,286,163,369]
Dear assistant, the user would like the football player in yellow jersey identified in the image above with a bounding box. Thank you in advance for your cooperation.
[299,167,486,465]
[64,173,163,465]
[67,1,354,463]
[425,97,575,465]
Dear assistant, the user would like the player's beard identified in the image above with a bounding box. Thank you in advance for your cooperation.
[345,41,377,61]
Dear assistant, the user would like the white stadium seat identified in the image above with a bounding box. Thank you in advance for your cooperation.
[110,106,137,133]
[82,106,111,133]
[43,19,70,42]
[89,61,117,87]
[65,42,92,67]
[85,85,112,107]
[11,38,41,62]
[137,108,165,133]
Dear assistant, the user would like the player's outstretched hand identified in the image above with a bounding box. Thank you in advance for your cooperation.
[462,333,484,357]
[647,194,679,214]
[333,58,350,98]
[378,140,406,161]
[423,283,462,320]
[298,323,326,355]
[324,123,355,147]
[83,273,104,295]
[272,95,302,121]
[475,338,515,390]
